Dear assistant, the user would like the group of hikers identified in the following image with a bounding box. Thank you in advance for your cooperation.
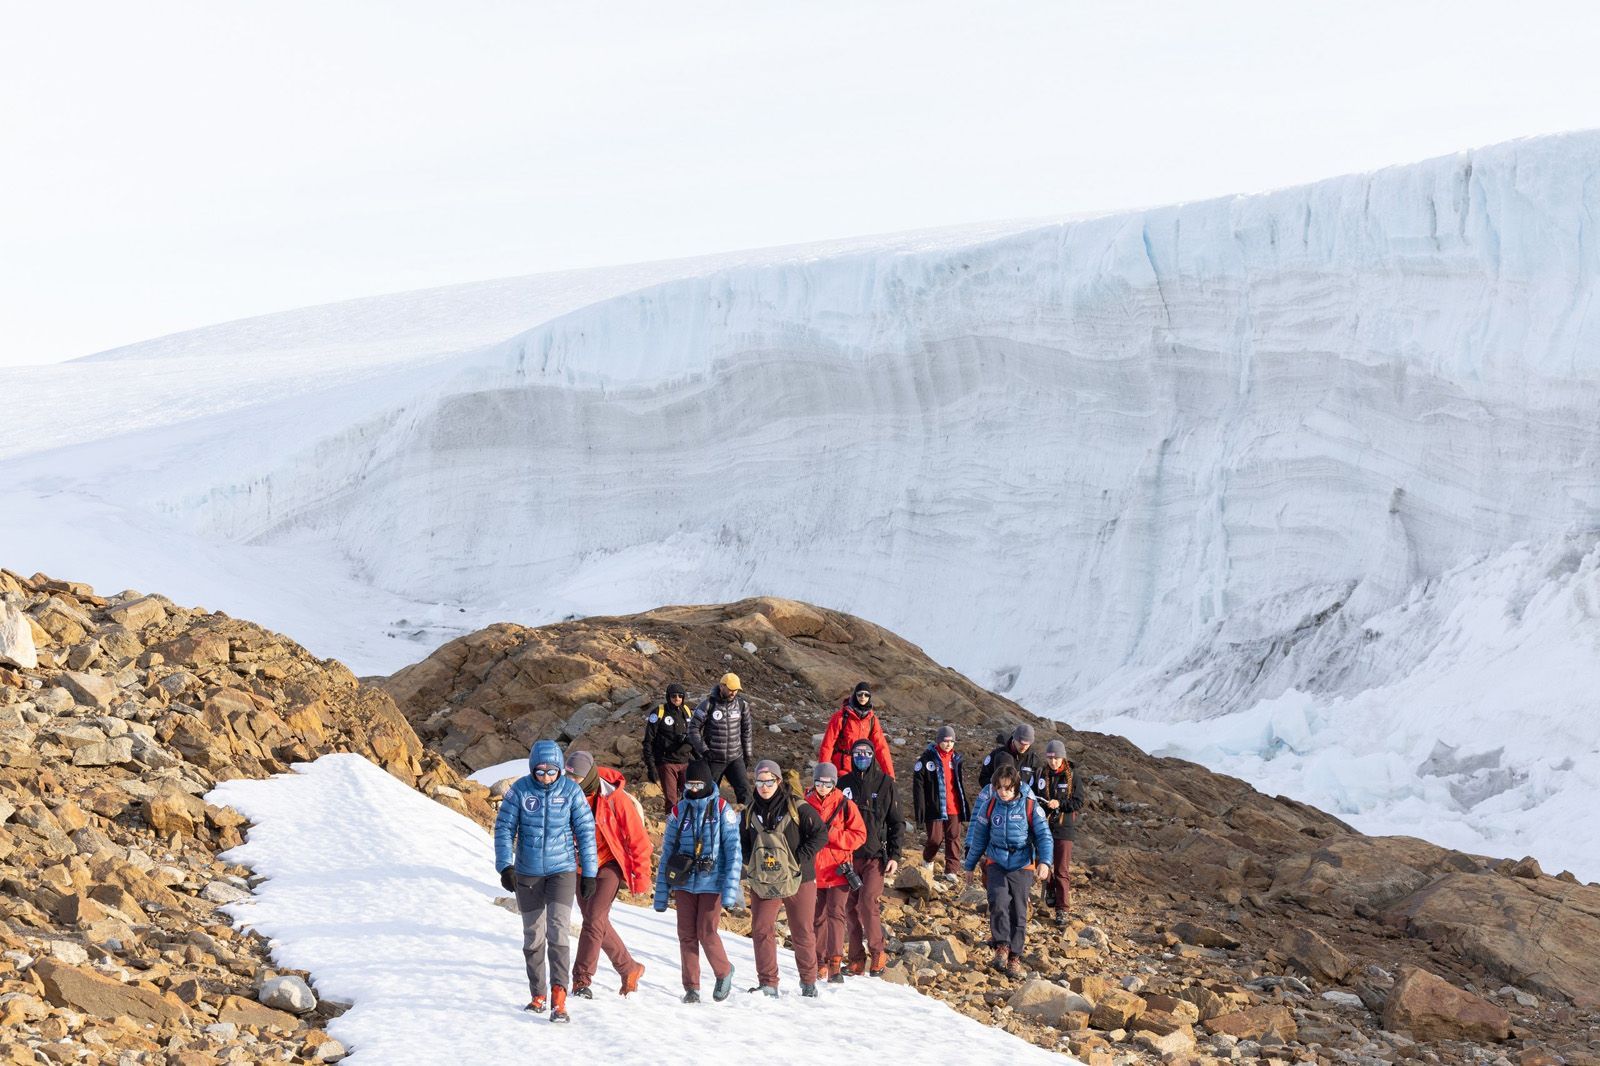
[493,673,1085,1023]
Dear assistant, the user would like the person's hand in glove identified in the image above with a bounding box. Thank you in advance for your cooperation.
[580,875,597,901]
[645,763,658,784]
[499,867,515,892]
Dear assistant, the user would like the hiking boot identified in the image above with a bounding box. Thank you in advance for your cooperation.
[990,946,1009,974]
[846,957,867,977]
[749,984,779,998]
[549,986,569,1023]
[869,951,888,977]
[1054,911,1069,929]
[713,967,735,1002]
[525,996,546,1014]
[827,956,846,984]
[571,983,593,999]
[620,963,644,996]
[682,989,701,1004]
[1004,955,1025,980]
[800,983,818,998]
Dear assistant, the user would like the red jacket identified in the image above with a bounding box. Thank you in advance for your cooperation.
[805,787,867,889]
[819,702,896,778]
[588,767,652,894]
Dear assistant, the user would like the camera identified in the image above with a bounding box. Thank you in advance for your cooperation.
[837,862,863,892]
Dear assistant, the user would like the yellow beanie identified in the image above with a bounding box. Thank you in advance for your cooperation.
[720,672,742,691]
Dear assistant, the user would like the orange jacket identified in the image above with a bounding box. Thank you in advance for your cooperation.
[588,767,652,894]
[819,702,896,778]
[805,787,868,889]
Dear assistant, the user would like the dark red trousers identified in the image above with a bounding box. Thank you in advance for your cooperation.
[923,817,963,873]
[812,884,850,967]
[749,880,818,987]
[673,891,730,990]
[1049,839,1073,911]
[573,862,638,988]
[657,761,687,812]
[845,857,886,964]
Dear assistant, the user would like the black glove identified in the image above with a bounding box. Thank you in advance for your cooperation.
[580,876,597,901]
[499,867,515,892]
[646,763,658,784]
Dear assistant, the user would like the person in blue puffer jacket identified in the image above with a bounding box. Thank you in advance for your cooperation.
[652,759,742,1004]
[963,757,1052,980]
[494,739,598,1022]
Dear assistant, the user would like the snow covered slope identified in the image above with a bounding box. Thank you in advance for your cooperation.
[209,754,1077,1065]
[5,132,1600,878]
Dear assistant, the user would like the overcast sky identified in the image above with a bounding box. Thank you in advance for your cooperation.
[4,0,1599,367]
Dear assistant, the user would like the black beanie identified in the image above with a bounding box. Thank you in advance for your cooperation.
[666,682,687,699]
[852,681,872,696]
[684,759,714,799]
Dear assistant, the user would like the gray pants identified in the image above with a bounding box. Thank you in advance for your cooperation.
[515,871,577,997]
[984,863,1035,955]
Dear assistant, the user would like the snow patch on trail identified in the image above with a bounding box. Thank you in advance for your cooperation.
[209,755,1078,1065]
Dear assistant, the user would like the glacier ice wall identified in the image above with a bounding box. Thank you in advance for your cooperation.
[170,132,1600,717]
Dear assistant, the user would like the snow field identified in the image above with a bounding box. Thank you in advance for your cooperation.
[210,754,1079,1065]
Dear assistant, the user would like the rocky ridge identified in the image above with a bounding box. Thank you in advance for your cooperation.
[382,598,1600,1065]
[0,569,492,1065]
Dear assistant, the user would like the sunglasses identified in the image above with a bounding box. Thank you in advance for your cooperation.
[668,695,685,701]
[754,777,779,787]
[532,767,560,779]
[813,781,835,790]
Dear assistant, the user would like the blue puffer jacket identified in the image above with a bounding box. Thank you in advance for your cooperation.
[962,784,1053,872]
[652,793,742,909]
[494,740,598,878]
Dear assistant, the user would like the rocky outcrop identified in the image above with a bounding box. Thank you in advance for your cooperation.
[1383,966,1512,1043]
[386,597,1600,1064]
[0,568,491,1064]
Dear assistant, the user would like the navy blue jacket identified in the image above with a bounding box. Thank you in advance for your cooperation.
[963,785,1053,872]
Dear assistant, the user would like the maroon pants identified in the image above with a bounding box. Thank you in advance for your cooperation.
[749,880,818,987]
[1049,839,1073,911]
[673,891,730,990]
[657,762,687,812]
[845,857,886,964]
[923,817,963,873]
[573,863,638,988]
[812,884,850,966]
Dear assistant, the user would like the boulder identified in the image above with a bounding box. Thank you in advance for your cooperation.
[33,957,189,1025]
[105,595,168,631]
[258,974,317,1014]
[894,863,939,898]
[72,737,135,767]
[217,994,300,1030]
[31,598,92,645]
[145,787,207,837]
[1009,977,1074,1024]
[1382,965,1511,1043]
[1278,926,1353,983]
[0,603,37,670]
[1170,921,1239,949]
[1089,987,1146,1030]
[1204,1004,1298,1041]
[58,671,119,709]
[1384,872,1600,1008]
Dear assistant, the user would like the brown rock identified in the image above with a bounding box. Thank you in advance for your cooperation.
[1204,1004,1298,1041]
[1089,987,1146,1030]
[32,956,188,1025]
[1170,920,1239,949]
[1278,926,1353,983]
[1272,834,1459,913]
[1381,965,1511,1043]
[58,670,119,709]
[149,630,231,669]
[144,786,207,837]
[217,994,301,1030]
[1385,872,1600,1008]
[31,598,92,645]
[105,595,168,631]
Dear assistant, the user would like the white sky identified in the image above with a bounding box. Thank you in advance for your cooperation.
[4,0,1599,367]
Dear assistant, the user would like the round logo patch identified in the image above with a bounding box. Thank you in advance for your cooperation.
[521,794,541,813]
[913,761,924,772]
[842,787,854,799]
[991,813,1005,827]
[648,712,659,723]
[663,715,673,725]
[712,709,724,721]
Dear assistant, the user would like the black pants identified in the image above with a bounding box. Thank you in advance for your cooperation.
[706,758,752,805]
[984,863,1034,955]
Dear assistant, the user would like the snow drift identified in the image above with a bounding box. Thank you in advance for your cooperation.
[5,132,1600,878]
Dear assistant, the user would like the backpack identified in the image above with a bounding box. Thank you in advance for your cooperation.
[743,801,802,900]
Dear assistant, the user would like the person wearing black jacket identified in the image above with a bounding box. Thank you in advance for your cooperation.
[741,759,829,998]
[690,673,754,805]
[838,739,901,977]
[643,683,696,811]
[979,723,1042,792]
[911,725,969,876]
[1034,739,1085,926]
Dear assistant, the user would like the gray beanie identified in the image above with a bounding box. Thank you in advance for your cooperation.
[1012,723,1036,745]
[753,759,782,779]
[812,761,839,785]
[1043,739,1067,758]
[936,725,956,742]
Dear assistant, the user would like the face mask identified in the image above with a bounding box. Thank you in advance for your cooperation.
[684,780,711,800]
[851,752,873,771]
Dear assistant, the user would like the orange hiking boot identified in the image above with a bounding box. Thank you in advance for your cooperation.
[620,963,645,996]
[549,985,569,1023]
[869,951,888,977]
[846,958,867,977]
[827,956,845,984]
[525,995,546,1014]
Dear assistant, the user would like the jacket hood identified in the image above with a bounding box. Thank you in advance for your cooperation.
[528,739,565,784]
[598,765,625,794]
